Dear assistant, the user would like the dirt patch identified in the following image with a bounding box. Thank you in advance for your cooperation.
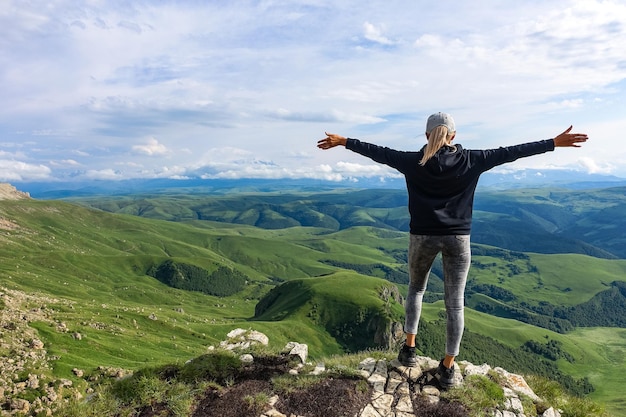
[236,354,295,381]
[188,355,371,417]
[0,217,20,230]
[137,402,173,417]
[191,377,371,417]
[277,377,371,417]
[193,379,274,417]
[412,394,469,417]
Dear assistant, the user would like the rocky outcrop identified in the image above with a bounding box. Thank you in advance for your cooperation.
[0,184,30,201]
[355,357,560,417]
[215,329,563,417]
[0,288,78,416]
[373,320,404,350]
[0,316,569,417]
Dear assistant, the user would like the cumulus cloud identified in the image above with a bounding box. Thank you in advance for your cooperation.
[49,159,81,167]
[132,138,169,156]
[577,157,615,174]
[83,169,125,180]
[335,161,387,175]
[0,160,51,181]
[363,22,394,45]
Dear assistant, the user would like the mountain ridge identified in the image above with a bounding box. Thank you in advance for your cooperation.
[63,185,626,259]
[12,168,626,199]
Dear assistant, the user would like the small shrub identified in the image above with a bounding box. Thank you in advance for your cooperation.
[54,389,124,417]
[525,374,610,417]
[271,374,323,394]
[243,392,271,414]
[135,375,168,406]
[442,374,505,416]
[166,382,196,417]
[355,379,370,394]
[526,374,563,403]
[179,352,242,385]
[518,394,539,417]
[560,396,610,417]
[110,368,159,404]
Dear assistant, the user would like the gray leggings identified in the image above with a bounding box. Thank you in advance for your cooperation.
[404,234,471,357]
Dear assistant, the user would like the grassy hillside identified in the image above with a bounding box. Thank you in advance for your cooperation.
[69,186,626,259]
[0,200,407,366]
[1,195,625,414]
[423,304,626,413]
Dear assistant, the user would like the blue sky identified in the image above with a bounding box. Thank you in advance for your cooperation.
[1,0,626,183]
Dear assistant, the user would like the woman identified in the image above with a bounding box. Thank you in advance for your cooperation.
[317,112,587,387]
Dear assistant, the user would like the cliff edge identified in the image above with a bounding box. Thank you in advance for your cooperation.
[0,183,30,200]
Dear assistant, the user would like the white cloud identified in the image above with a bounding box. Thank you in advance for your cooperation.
[72,150,90,157]
[132,138,169,156]
[0,150,26,159]
[336,161,387,175]
[49,159,81,167]
[363,22,393,45]
[577,157,615,174]
[0,160,51,181]
[83,169,125,180]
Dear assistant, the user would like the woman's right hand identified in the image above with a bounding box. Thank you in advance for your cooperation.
[317,132,347,149]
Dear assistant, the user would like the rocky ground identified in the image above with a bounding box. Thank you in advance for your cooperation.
[0,184,30,201]
[0,288,73,416]
[175,329,564,417]
[0,294,565,417]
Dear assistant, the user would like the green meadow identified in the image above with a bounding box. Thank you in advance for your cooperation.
[1,187,625,414]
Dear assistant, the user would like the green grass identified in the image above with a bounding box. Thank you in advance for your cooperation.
[468,251,626,306]
[527,374,612,417]
[1,196,625,415]
[442,374,506,417]
[556,328,626,414]
[253,272,405,353]
[530,254,626,304]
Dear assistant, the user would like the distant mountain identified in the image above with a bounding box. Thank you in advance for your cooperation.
[478,168,626,189]
[13,169,626,198]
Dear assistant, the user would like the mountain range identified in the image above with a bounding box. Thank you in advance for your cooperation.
[13,168,626,200]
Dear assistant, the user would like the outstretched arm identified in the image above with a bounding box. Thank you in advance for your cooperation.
[553,126,588,147]
[316,132,409,171]
[317,132,347,150]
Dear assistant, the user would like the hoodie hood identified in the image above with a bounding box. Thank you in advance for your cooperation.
[423,144,465,175]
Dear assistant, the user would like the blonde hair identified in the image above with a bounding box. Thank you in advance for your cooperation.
[419,125,455,166]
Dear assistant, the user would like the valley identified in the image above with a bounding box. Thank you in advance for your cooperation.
[0,184,625,414]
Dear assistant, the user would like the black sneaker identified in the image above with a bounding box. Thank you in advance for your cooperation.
[397,344,418,367]
[436,360,456,388]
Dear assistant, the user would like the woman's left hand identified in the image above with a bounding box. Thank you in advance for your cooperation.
[553,126,588,147]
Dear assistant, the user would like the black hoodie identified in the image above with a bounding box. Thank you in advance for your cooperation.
[345,138,555,235]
